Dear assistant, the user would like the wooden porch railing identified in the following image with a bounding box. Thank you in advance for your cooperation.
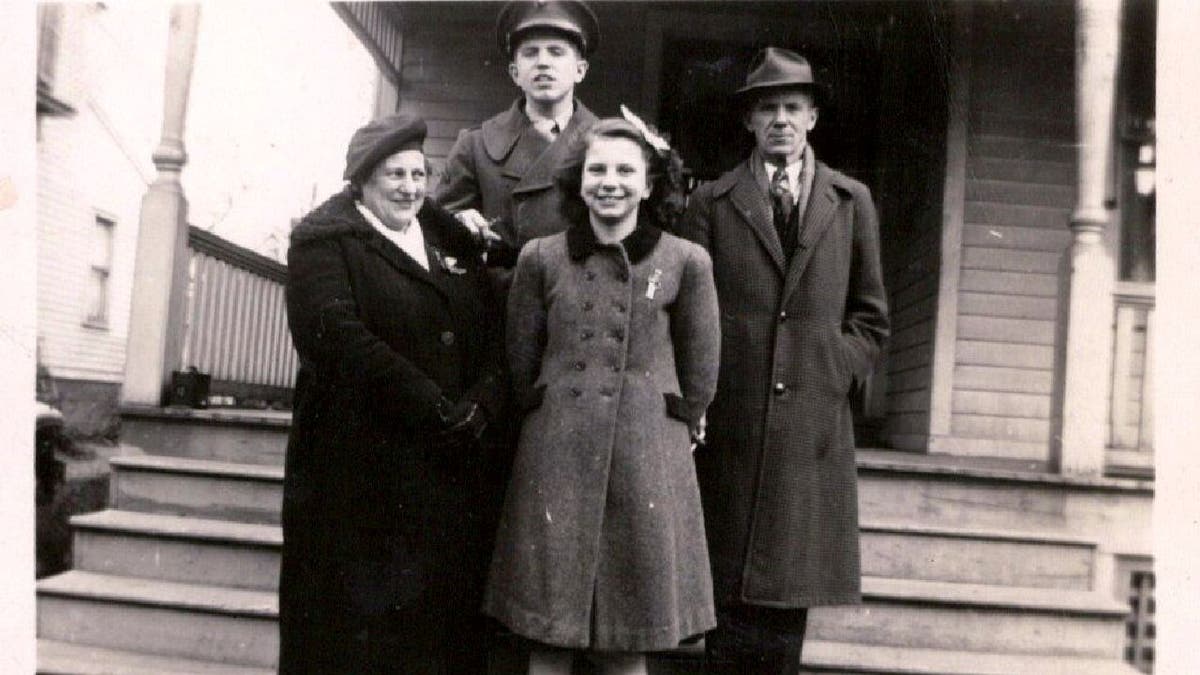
[180,227,296,406]
[1108,284,1154,471]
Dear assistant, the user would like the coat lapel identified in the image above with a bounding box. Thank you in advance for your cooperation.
[361,216,467,302]
[781,163,840,303]
[363,235,441,293]
[725,161,786,275]
[511,101,597,197]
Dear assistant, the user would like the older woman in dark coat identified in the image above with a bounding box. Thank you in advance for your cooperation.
[484,117,720,674]
[279,115,505,674]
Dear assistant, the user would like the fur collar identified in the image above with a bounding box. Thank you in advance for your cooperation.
[566,214,662,264]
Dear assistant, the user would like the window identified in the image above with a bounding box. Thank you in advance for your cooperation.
[86,215,115,328]
[1117,0,1155,283]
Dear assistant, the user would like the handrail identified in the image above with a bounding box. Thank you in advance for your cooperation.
[188,227,286,283]
[179,227,296,405]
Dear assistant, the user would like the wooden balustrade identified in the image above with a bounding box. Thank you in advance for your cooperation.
[181,228,296,406]
[1108,284,1154,473]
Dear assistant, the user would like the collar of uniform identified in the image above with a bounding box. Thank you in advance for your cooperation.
[525,101,573,136]
[567,216,662,264]
[483,98,592,162]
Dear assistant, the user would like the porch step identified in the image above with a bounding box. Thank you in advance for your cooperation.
[37,571,277,668]
[856,450,1153,552]
[808,576,1128,659]
[72,510,280,591]
[800,639,1141,674]
[860,521,1096,590]
[110,454,282,524]
[119,405,290,467]
[38,639,274,675]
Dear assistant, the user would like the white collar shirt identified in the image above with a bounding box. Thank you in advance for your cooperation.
[763,158,803,205]
[526,104,573,138]
[356,201,430,271]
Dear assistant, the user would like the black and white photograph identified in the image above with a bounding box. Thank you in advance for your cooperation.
[3,0,1198,673]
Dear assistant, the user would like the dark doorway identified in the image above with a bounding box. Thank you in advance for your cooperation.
[657,34,884,187]
[652,3,953,448]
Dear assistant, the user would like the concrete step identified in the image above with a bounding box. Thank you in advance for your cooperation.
[808,576,1129,659]
[860,521,1096,590]
[38,639,275,675]
[37,571,277,668]
[110,455,282,524]
[72,510,280,591]
[120,406,290,467]
[800,639,1140,674]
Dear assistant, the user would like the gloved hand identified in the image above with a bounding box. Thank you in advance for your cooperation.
[428,397,488,455]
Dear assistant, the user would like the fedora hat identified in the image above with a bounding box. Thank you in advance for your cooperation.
[735,47,827,103]
[496,0,600,57]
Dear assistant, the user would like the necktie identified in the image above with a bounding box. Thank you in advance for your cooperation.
[770,165,794,224]
[533,119,560,142]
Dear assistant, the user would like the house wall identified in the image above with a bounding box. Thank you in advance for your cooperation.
[937,2,1077,460]
[37,4,167,392]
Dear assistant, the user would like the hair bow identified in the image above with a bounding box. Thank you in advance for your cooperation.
[620,104,672,155]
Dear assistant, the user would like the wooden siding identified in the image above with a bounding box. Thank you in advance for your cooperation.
[946,1,1076,458]
[36,5,167,383]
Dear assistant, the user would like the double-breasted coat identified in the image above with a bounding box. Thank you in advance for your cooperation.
[435,98,598,266]
[279,189,505,673]
[484,220,720,650]
[677,154,889,608]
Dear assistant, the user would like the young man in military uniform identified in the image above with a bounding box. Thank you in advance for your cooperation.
[435,0,600,277]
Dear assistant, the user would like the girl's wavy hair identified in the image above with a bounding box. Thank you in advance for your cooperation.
[556,117,687,231]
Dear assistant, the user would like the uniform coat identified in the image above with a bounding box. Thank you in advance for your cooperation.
[279,189,505,673]
[484,221,720,650]
[677,153,889,608]
[435,98,598,254]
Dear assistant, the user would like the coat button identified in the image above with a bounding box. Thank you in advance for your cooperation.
[617,272,629,282]
[614,303,626,313]
[569,387,582,397]
[586,271,596,281]
[583,301,594,311]
[440,331,455,346]
[581,329,595,340]
[599,388,614,397]
[773,382,787,396]
[610,328,624,341]
[779,311,788,322]
[610,364,621,373]
[574,361,587,371]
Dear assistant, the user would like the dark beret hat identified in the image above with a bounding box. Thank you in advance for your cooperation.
[343,114,427,184]
[496,0,599,57]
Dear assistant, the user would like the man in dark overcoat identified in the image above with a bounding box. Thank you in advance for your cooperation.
[434,0,600,278]
[677,47,890,674]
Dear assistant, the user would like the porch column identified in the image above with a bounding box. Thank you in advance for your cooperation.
[120,4,201,406]
[1059,0,1120,475]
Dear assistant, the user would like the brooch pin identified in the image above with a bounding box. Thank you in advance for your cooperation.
[436,251,467,274]
[646,268,663,300]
